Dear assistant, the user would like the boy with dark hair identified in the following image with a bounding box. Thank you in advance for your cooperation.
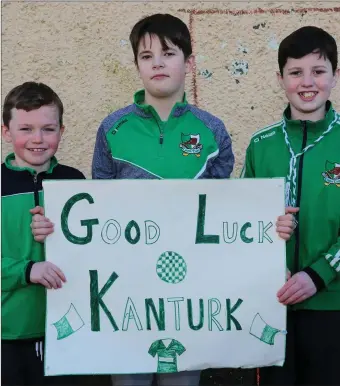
[90,13,296,386]
[241,26,340,385]
[92,14,233,384]
[92,13,234,181]
[1,81,85,385]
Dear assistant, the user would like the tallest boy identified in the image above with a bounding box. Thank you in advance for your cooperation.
[92,12,232,386]
[91,13,295,386]
[92,13,234,182]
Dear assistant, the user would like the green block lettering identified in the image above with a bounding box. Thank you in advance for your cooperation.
[226,298,243,330]
[89,270,119,332]
[187,299,204,331]
[240,222,253,243]
[145,298,165,331]
[195,194,219,244]
[125,220,141,244]
[61,193,99,245]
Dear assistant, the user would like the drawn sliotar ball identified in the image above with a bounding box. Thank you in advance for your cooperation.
[156,251,187,284]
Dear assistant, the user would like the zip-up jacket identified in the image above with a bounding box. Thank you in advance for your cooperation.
[241,102,340,311]
[1,154,85,339]
[92,90,234,179]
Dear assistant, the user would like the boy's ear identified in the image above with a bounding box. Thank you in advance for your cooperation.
[331,68,339,88]
[1,125,12,143]
[60,125,65,137]
[185,55,195,75]
[276,71,285,90]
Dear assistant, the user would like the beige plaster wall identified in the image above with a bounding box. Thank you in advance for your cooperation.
[2,1,340,177]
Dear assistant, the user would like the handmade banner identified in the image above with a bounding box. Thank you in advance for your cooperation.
[43,179,286,376]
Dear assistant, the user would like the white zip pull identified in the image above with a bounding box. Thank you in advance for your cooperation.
[40,341,43,361]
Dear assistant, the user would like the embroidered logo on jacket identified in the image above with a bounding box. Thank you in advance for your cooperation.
[322,161,340,187]
[180,133,202,158]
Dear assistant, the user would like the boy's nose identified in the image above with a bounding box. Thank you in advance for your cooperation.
[301,74,314,87]
[32,130,43,143]
[152,57,165,69]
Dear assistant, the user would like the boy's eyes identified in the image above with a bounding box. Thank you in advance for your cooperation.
[140,51,175,60]
[19,127,56,132]
[43,127,57,132]
[289,71,302,76]
[289,70,326,76]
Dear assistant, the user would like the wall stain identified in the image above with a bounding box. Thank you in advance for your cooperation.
[198,69,213,79]
[268,36,279,50]
[237,43,249,53]
[231,60,249,76]
[253,22,266,29]
[120,39,129,47]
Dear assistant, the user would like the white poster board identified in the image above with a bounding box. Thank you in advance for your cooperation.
[43,179,287,376]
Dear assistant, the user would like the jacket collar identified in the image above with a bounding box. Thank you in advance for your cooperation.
[133,89,189,120]
[5,153,58,175]
[283,101,337,138]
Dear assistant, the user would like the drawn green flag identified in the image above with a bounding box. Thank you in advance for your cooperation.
[53,303,85,340]
[249,313,286,345]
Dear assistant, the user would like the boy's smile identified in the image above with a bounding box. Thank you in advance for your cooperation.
[298,91,318,102]
[278,52,339,121]
[2,105,64,173]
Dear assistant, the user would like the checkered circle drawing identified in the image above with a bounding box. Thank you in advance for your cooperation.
[156,251,187,284]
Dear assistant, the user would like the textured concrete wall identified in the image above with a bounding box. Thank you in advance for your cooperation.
[2,1,340,177]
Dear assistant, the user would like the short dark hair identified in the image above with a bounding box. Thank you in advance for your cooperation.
[2,81,64,127]
[278,26,338,75]
[129,13,192,64]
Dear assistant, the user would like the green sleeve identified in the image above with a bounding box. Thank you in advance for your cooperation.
[1,255,31,291]
[148,340,159,357]
[309,237,340,286]
[174,340,186,356]
[240,143,255,178]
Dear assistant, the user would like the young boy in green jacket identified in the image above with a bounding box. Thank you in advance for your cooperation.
[90,12,296,386]
[241,26,340,385]
[1,82,85,385]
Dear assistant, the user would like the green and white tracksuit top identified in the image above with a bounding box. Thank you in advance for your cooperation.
[92,90,234,180]
[241,101,340,311]
[1,154,85,340]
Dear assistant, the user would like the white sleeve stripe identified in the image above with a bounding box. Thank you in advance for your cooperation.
[325,253,333,260]
[330,256,340,267]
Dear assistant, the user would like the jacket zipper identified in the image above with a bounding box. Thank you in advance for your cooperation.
[293,121,308,274]
[155,119,164,145]
[33,173,40,206]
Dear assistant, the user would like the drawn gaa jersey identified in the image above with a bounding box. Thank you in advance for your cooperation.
[148,338,186,373]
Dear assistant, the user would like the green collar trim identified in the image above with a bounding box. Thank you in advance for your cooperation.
[133,89,187,120]
[5,153,58,175]
[283,101,336,134]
